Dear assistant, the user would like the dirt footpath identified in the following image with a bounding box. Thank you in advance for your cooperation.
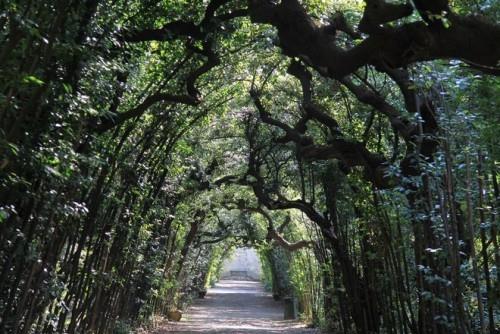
[149,280,319,333]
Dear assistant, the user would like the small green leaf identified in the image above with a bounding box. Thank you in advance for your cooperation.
[0,209,8,223]
[442,18,451,29]
[22,75,45,86]
[62,83,73,93]
[7,143,19,155]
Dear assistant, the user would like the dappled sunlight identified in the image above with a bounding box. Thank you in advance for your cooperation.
[209,280,266,295]
[155,280,317,334]
[2,0,498,333]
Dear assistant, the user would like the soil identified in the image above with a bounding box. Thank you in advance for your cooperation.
[148,280,320,333]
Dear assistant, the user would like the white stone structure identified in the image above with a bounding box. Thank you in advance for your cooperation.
[221,247,262,281]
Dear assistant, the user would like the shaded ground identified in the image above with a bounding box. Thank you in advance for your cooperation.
[150,280,319,333]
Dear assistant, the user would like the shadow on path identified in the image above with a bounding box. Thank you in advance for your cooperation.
[151,280,318,333]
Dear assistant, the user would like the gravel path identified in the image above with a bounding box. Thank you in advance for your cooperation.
[150,280,319,333]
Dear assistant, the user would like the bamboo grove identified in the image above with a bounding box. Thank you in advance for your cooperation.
[0,0,499,333]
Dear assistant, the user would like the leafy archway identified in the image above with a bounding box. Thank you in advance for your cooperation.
[0,1,499,333]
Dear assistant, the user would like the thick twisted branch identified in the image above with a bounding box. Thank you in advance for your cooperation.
[249,0,500,78]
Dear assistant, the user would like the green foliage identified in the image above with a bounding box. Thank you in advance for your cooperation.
[0,0,499,333]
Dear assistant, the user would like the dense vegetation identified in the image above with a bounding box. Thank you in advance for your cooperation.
[0,0,499,333]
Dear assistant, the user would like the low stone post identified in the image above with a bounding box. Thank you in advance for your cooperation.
[283,296,297,320]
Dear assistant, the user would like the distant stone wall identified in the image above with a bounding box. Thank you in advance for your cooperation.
[221,248,262,280]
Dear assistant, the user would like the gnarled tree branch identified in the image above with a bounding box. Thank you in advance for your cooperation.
[249,0,500,78]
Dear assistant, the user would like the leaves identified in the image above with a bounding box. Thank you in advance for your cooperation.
[21,75,44,86]
[0,1,499,333]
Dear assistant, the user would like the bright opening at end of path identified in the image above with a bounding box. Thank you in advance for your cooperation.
[156,247,318,333]
[220,247,262,283]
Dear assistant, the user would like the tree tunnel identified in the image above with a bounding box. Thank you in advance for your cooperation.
[0,0,499,334]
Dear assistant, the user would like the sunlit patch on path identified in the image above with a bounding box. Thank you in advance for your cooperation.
[150,280,318,333]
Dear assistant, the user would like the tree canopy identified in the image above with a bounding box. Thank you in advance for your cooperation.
[0,0,499,333]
